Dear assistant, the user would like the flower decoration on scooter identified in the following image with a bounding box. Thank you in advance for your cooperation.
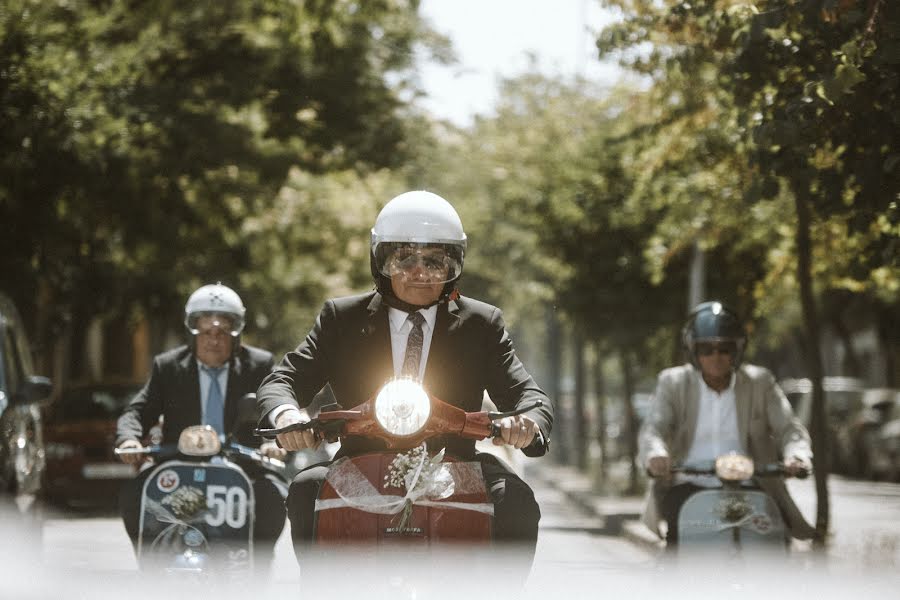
[384,445,451,530]
[161,485,207,520]
[715,496,753,523]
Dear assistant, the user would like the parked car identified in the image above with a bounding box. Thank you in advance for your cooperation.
[0,292,53,513]
[868,390,900,482]
[835,388,899,479]
[779,376,866,475]
[43,380,142,508]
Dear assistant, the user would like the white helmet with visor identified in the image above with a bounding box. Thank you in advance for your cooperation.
[371,191,466,289]
[184,283,246,338]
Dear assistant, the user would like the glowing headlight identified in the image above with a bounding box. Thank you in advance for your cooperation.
[715,453,754,481]
[177,425,221,457]
[374,379,431,436]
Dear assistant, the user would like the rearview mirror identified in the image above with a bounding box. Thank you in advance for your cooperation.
[11,375,53,405]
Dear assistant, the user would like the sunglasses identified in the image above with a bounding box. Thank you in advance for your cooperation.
[696,342,737,357]
[389,249,450,275]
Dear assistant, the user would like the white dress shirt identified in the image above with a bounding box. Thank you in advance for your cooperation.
[388,306,438,380]
[269,306,438,425]
[676,372,744,488]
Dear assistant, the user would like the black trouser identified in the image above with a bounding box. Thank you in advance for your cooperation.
[659,482,704,549]
[119,465,287,553]
[287,452,541,561]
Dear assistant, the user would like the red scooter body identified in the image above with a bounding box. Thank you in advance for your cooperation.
[315,453,492,544]
[257,379,539,548]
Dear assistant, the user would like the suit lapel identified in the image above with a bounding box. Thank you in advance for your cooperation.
[681,369,700,458]
[423,300,460,399]
[734,368,753,451]
[179,351,203,424]
[224,352,243,432]
[364,294,394,393]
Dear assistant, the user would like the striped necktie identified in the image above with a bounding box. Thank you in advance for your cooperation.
[401,312,426,379]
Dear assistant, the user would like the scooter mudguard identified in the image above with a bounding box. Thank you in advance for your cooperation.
[314,453,493,545]
[678,489,786,551]
[137,460,254,572]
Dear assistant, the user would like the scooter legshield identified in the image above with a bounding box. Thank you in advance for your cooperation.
[314,453,493,545]
[137,460,255,572]
[677,488,786,550]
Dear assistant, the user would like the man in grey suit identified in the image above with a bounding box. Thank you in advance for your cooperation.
[257,191,553,568]
[640,301,815,548]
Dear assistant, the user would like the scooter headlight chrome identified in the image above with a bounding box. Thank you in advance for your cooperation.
[374,378,431,437]
[177,425,221,457]
[715,453,754,481]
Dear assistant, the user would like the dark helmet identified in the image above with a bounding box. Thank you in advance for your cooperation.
[682,301,747,368]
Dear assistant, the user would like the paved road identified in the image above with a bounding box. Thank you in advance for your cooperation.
[1,460,650,598]
[4,464,898,599]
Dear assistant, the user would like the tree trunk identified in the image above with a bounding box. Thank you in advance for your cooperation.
[593,341,608,482]
[545,305,566,463]
[573,330,587,470]
[620,349,640,494]
[876,304,898,387]
[830,313,862,378]
[794,189,830,546]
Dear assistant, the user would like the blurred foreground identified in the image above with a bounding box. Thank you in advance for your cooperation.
[2,457,899,599]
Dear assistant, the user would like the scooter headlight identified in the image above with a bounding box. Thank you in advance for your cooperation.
[715,453,754,481]
[177,425,221,457]
[374,379,431,437]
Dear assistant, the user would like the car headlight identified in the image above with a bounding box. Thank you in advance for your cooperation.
[177,425,221,457]
[45,442,77,460]
[715,453,754,481]
[374,378,431,437]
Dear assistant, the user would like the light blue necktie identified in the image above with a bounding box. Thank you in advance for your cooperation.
[201,365,225,435]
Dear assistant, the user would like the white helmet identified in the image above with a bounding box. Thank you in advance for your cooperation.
[370,191,466,303]
[184,283,246,337]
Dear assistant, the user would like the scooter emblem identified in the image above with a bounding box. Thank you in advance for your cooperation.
[156,469,180,493]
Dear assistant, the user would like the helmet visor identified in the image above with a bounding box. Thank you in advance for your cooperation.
[374,243,463,285]
[186,311,244,337]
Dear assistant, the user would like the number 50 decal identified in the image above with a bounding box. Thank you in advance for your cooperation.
[206,485,248,528]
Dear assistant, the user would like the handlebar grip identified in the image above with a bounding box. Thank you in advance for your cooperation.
[114,446,152,455]
[253,420,316,439]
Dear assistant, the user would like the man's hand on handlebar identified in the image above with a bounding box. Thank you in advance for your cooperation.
[275,409,321,451]
[493,415,539,450]
[647,455,672,479]
[784,457,810,478]
[116,439,146,465]
[259,441,288,460]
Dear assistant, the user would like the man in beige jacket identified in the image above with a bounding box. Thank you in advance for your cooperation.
[640,301,816,548]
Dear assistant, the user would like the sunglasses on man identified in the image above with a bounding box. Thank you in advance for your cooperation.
[389,248,450,275]
[695,341,737,356]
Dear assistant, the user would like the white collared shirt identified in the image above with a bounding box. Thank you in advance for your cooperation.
[677,371,744,488]
[267,305,439,426]
[197,360,229,424]
[388,305,438,380]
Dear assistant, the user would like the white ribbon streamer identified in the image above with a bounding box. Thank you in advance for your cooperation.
[315,456,494,516]
[144,497,209,551]
[715,511,774,534]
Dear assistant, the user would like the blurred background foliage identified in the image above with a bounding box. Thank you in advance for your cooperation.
[1,0,897,396]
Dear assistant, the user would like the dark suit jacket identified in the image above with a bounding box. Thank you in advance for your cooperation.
[256,292,553,459]
[117,344,274,448]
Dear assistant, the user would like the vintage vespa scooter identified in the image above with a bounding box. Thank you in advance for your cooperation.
[115,424,288,579]
[671,452,808,558]
[255,377,542,547]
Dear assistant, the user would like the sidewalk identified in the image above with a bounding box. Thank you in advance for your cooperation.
[525,458,663,553]
[525,457,900,570]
